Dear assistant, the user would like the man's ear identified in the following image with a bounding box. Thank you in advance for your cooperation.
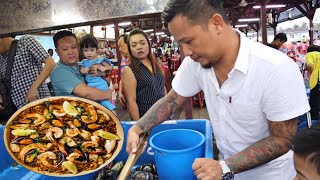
[208,14,224,34]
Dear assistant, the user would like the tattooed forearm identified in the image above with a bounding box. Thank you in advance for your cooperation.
[135,90,184,132]
[225,118,297,173]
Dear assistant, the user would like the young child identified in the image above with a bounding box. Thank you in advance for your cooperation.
[293,126,320,180]
[79,34,116,111]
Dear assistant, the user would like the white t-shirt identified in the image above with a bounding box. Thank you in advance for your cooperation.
[172,32,310,180]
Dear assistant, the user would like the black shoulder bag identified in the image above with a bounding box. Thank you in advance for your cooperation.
[0,40,19,122]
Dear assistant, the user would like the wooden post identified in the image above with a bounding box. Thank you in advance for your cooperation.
[260,0,268,44]
[153,19,157,44]
[90,25,93,35]
[310,19,314,45]
[114,22,121,72]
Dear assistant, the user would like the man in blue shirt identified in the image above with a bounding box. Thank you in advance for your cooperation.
[50,31,113,103]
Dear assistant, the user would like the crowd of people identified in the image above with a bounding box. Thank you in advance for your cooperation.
[0,0,319,179]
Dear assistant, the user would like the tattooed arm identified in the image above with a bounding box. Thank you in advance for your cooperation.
[225,118,297,173]
[134,89,186,133]
[126,89,185,153]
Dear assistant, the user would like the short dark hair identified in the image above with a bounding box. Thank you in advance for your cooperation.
[79,34,99,50]
[118,34,128,44]
[307,45,320,53]
[274,33,287,42]
[267,43,278,49]
[53,30,77,48]
[162,0,228,24]
[48,48,53,52]
[293,126,320,175]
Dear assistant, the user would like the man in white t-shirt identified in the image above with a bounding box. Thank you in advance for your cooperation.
[125,0,310,180]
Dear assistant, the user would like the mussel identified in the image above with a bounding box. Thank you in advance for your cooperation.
[95,161,123,180]
[74,115,85,124]
[73,118,83,128]
[67,147,78,155]
[25,149,38,164]
[12,137,34,145]
[130,164,158,180]
[56,152,65,167]
[94,161,114,180]
[33,135,51,143]
[51,119,64,128]
[129,171,158,180]
[12,120,20,125]
[67,147,88,162]
[82,151,89,162]
[44,101,52,107]
[87,123,101,130]
[133,164,157,175]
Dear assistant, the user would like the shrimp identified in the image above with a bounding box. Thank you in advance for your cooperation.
[19,143,46,163]
[81,141,108,154]
[37,151,58,169]
[19,113,45,125]
[81,105,98,124]
[105,140,116,154]
[79,129,92,141]
[66,152,81,162]
[60,137,77,147]
[49,105,66,117]
[10,143,20,153]
[46,127,63,143]
[58,139,68,157]
[69,101,78,107]
[66,121,80,137]
[97,110,110,123]
[91,136,101,144]
[38,122,53,132]
[80,141,99,153]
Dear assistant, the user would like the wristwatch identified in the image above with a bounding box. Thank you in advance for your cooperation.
[219,160,234,180]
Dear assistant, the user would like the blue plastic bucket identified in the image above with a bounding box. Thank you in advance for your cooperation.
[148,129,205,180]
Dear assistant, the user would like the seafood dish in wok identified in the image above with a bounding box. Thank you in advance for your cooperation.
[4,97,123,177]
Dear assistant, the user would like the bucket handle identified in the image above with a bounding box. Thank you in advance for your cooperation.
[147,147,154,156]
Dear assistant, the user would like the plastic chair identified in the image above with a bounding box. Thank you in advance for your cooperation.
[297,120,319,132]
[109,70,120,92]
[192,92,203,109]
[297,112,319,132]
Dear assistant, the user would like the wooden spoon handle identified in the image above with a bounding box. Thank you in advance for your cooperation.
[117,132,149,180]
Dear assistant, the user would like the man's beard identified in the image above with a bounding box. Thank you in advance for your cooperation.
[201,63,214,69]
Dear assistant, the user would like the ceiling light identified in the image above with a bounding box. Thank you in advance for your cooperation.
[143,29,154,33]
[253,4,286,9]
[119,21,131,26]
[155,32,165,35]
[235,24,248,28]
[238,18,260,22]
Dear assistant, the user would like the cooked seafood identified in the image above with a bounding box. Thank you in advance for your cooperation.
[7,99,121,175]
